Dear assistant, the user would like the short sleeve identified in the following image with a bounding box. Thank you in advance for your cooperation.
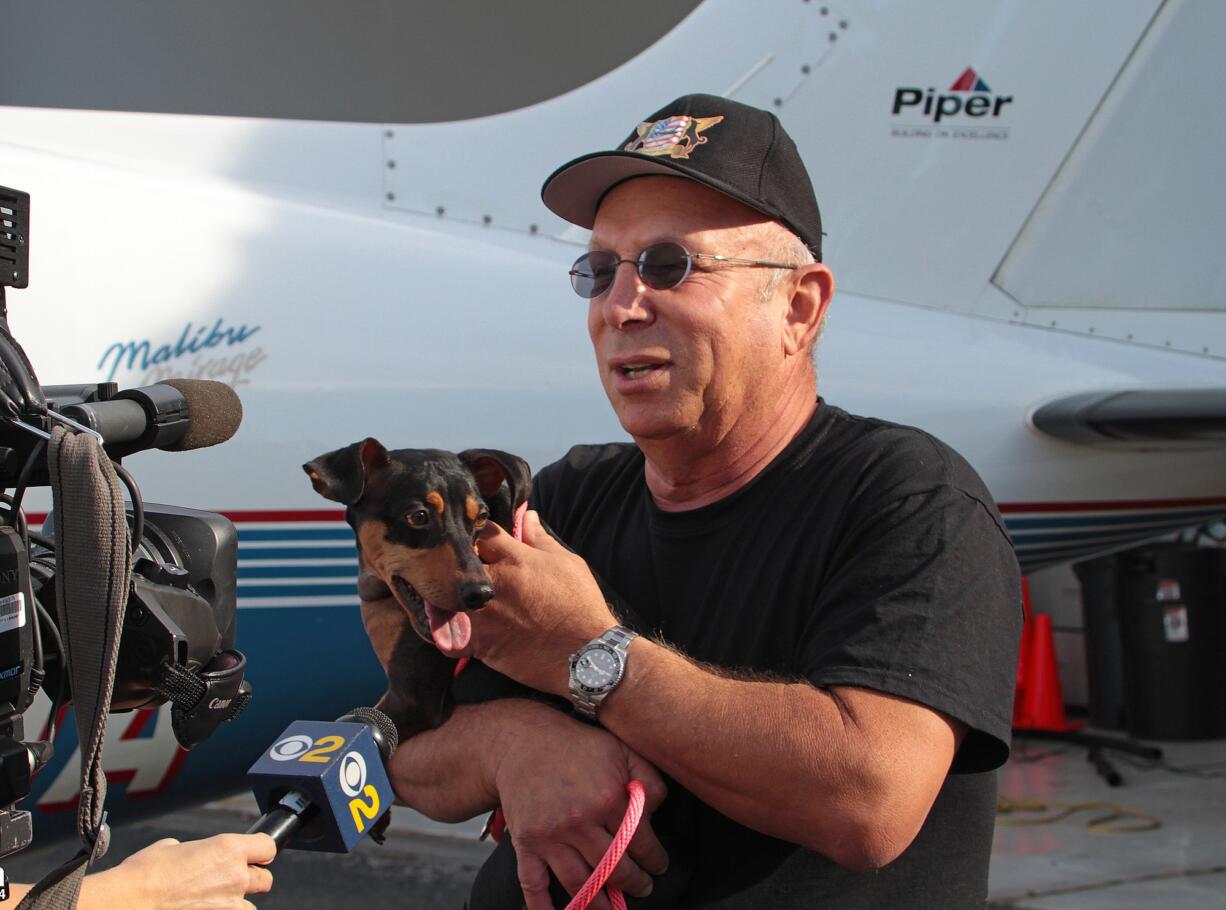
[800,479,1022,773]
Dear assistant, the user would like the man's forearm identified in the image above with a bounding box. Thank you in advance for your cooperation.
[597,637,961,869]
[387,698,555,822]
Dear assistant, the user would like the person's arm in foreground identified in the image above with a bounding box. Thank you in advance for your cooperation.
[470,513,966,871]
[368,591,670,908]
[5,833,276,910]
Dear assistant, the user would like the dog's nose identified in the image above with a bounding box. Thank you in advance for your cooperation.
[460,580,495,610]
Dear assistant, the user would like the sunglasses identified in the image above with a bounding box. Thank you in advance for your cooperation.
[569,241,800,299]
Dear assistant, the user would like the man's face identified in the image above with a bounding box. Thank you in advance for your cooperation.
[587,177,796,445]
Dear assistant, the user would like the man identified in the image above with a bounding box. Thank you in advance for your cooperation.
[388,94,1021,908]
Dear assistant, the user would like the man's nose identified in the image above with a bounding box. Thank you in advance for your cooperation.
[597,262,653,329]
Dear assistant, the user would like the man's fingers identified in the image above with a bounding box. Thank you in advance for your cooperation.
[517,850,560,910]
[476,520,517,563]
[626,818,670,878]
[247,864,274,895]
[602,850,655,899]
[574,825,654,900]
[544,843,600,902]
[521,510,564,551]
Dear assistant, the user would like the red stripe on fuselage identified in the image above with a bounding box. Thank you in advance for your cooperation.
[223,509,345,522]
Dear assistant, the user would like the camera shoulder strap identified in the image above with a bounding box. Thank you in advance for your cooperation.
[17,426,131,910]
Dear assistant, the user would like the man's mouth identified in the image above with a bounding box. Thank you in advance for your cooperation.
[391,576,472,656]
[620,363,663,378]
[611,355,670,382]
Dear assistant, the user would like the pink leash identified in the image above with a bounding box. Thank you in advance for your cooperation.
[469,504,648,910]
[565,779,646,910]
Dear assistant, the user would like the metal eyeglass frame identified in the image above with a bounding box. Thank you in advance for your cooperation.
[569,241,801,298]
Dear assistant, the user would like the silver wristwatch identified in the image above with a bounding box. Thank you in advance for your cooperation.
[568,625,639,719]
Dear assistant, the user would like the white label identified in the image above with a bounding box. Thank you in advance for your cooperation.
[1163,606,1189,643]
[0,592,26,633]
[1156,579,1181,602]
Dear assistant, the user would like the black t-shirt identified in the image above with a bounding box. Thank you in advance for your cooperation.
[528,400,1022,909]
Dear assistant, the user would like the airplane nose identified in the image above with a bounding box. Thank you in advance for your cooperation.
[460,580,494,610]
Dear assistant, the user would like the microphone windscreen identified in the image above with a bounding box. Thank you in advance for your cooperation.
[161,379,243,451]
[341,706,399,760]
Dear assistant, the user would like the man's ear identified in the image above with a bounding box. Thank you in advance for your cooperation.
[783,263,835,356]
[303,437,390,505]
[458,448,533,530]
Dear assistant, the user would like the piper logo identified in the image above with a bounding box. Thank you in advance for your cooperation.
[891,67,1013,140]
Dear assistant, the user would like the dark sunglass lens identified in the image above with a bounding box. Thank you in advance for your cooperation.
[570,251,616,298]
[638,242,690,290]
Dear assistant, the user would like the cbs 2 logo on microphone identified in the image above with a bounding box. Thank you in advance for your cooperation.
[268,734,383,833]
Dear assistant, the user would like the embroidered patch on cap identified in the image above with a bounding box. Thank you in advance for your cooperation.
[624,115,724,159]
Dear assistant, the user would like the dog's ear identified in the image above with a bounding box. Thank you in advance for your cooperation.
[458,449,533,529]
[303,437,390,505]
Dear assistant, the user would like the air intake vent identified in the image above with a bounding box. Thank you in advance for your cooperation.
[0,186,30,289]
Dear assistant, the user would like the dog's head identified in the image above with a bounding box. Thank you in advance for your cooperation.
[303,439,531,655]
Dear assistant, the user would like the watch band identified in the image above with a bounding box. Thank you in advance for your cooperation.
[569,624,639,720]
[601,625,638,651]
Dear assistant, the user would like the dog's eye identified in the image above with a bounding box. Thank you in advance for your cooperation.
[406,509,431,528]
[473,510,489,532]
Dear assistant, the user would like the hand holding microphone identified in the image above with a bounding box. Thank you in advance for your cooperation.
[3,833,277,909]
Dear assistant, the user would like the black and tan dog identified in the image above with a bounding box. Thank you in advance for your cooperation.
[303,437,535,741]
[304,438,691,909]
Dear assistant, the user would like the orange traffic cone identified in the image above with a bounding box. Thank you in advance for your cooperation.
[1014,607,1083,732]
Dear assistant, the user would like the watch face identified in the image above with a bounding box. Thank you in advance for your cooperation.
[574,644,620,691]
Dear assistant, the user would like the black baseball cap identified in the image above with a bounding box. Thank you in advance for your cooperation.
[541,93,823,261]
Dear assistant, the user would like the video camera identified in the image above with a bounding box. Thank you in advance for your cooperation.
[0,185,251,858]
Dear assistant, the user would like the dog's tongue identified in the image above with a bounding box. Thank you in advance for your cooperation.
[425,601,471,656]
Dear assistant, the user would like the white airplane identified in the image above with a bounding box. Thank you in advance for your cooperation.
[0,0,1222,847]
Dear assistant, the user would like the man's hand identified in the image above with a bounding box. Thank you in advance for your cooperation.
[493,706,669,910]
[470,510,617,694]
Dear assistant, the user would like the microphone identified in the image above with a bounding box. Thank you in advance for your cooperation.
[58,379,242,454]
[246,707,399,854]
